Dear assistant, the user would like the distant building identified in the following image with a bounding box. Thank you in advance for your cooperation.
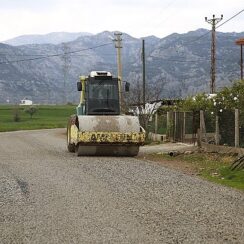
[19,98,33,105]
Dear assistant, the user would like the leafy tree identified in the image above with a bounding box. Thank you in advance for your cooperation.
[24,106,37,119]
[177,80,244,145]
[178,80,244,114]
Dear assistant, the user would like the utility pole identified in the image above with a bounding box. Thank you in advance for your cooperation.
[142,39,146,109]
[205,14,223,94]
[235,38,244,80]
[241,44,243,80]
[62,43,71,104]
[114,32,123,110]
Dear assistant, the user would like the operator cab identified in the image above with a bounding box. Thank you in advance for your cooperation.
[77,71,123,116]
[87,71,120,115]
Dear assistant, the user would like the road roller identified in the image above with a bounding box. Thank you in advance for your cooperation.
[67,71,145,156]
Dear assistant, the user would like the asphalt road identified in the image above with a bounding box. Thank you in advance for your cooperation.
[0,129,243,244]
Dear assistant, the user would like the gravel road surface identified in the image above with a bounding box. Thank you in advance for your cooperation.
[0,129,243,243]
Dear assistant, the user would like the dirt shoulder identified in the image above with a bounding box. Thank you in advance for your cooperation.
[138,143,244,191]
[139,154,198,175]
[138,143,198,175]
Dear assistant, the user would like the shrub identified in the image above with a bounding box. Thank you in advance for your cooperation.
[24,106,38,119]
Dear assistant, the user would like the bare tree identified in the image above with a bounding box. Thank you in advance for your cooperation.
[125,78,166,134]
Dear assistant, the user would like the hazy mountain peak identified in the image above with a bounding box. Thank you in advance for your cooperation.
[186,28,209,36]
[3,32,93,46]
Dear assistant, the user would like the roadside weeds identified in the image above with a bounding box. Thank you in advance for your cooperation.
[139,152,244,191]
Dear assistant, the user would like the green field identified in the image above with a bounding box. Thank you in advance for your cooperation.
[0,105,76,132]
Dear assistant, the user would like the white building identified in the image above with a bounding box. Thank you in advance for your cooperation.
[19,98,33,105]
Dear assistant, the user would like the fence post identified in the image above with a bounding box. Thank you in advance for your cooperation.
[167,111,172,141]
[215,115,220,145]
[183,112,186,142]
[197,128,202,148]
[235,108,240,148]
[200,110,207,142]
[154,112,158,134]
[174,112,177,142]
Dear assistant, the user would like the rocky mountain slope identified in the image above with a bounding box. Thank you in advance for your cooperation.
[3,32,93,46]
[0,29,243,104]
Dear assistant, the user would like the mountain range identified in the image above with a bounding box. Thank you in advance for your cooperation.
[3,32,93,46]
[0,29,243,104]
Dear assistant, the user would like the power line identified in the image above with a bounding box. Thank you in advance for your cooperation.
[186,8,244,46]
[0,52,117,57]
[0,53,48,57]
[216,9,244,30]
[149,56,209,63]
[1,9,243,66]
[150,0,178,30]
[0,42,113,65]
[141,0,178,37]
[148,8,244,59]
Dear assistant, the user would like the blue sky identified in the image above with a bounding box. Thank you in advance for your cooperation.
[0,0,243,41]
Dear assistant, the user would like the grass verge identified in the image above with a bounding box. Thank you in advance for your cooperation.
[143,152,244,191]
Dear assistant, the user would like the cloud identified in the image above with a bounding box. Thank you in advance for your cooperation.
[0,0,243,41]
[0,0,58,11]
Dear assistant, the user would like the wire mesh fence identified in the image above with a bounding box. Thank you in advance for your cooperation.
[149,111,199,144]
[219,110,235,146]
[148,109,244,148]
[240,110,244,148]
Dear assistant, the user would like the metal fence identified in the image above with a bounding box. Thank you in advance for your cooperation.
[201,109,244,148]
[149,109,244,148]
[149,111,199,144]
